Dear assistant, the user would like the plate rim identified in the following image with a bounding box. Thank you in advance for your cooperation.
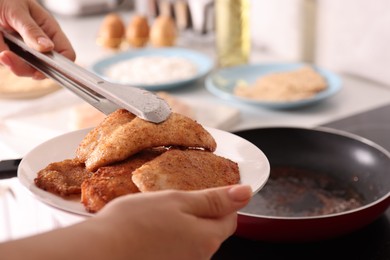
[17,127,270,216]
[205,62,342,109]
[91,47,214,90]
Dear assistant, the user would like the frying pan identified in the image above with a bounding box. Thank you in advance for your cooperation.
[234,127,390,242]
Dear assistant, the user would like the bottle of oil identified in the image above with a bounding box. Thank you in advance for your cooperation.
[215,0,250,68]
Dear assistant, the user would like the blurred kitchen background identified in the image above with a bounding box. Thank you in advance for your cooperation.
[39,0,390,86]
[2,0,390,160]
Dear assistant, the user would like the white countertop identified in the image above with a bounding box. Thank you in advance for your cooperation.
[1,10,390,243]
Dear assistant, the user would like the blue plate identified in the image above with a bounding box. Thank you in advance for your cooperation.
[205,63,342,109]
[91,47,214,90]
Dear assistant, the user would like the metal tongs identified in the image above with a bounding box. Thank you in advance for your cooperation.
[1,29,171,123]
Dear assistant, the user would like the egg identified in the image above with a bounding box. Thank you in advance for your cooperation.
[150,15,177,47]
[96,13,125,49]
[126,15,150,48]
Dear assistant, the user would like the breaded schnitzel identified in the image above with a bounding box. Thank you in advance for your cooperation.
[132,149,240,192]
[76,109,135,162]
[34,158,91,197]
[85,112,217,172]
[81,149,165,212]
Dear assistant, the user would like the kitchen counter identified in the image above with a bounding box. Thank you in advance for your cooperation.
[1,10,390,259]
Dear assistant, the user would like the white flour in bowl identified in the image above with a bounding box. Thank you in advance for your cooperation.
[104,56,198,85]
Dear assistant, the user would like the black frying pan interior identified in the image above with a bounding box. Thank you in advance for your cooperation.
[234,127,390,217]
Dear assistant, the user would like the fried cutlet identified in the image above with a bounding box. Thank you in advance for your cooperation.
[76,109,135,162]
[81,149,165,213]
[34,158,92,197]
[85,112,217,172]
[132,149,240,192]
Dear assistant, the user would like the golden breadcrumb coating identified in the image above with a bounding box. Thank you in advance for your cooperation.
[132,149,240,192]
[81,149,164,213]
[85,112,217,172]
[76,109,135,162]
[34,158,91,197]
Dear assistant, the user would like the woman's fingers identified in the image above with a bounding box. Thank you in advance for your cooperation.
[0,0,75,78]
[0,50,45,79]
[28,0,75,60]
[2,1,53,52]
[183,185,252,219]
[182,185,252,256]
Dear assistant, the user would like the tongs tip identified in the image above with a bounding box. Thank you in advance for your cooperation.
[140,97,172,123]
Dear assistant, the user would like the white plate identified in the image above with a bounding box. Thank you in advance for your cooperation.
[91,47,214,90]
[205,62,342,109]
[18,127,270,216]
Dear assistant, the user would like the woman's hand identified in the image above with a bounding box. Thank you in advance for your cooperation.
[93,185,252,260]
[0,185,252,260]
[0,0,75,79]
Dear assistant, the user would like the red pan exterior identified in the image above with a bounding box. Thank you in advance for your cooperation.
[236,196,390,242]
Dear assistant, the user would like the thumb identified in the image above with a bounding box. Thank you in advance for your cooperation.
[184,185,252,219]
